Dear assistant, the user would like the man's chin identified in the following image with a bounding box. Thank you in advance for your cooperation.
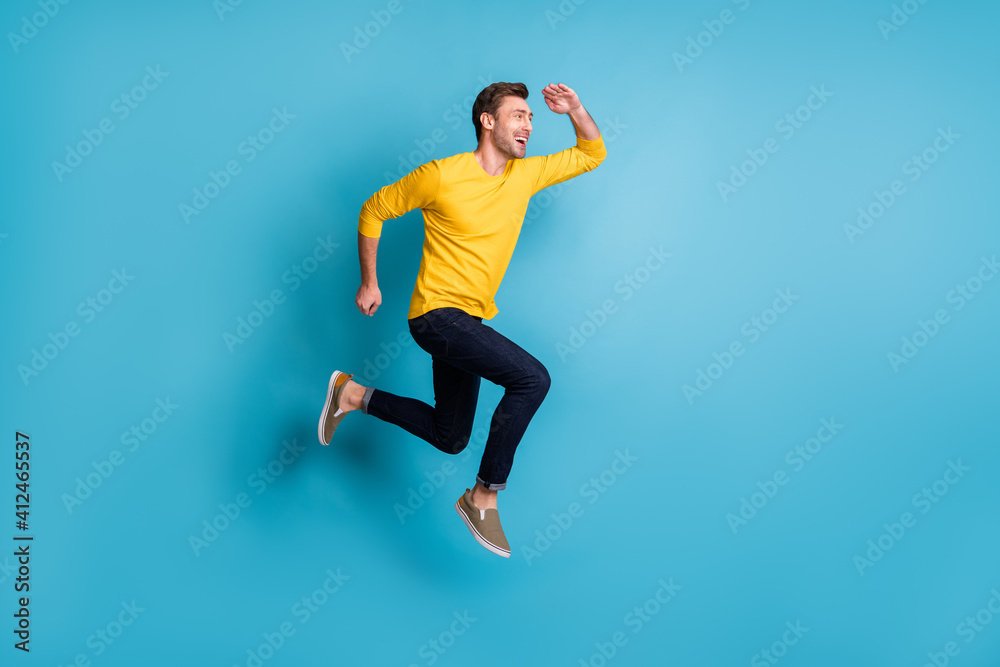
[494,138,525,160]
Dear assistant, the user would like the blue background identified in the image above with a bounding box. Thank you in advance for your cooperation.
[2,0,998,665]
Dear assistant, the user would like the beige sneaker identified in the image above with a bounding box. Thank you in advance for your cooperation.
[455,489,510,558]
[318,371,353,446]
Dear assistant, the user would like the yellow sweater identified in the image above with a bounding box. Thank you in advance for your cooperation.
[358,134,607,320]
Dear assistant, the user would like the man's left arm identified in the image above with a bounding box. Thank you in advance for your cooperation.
[562,91,600,141]
[528,83,607,193]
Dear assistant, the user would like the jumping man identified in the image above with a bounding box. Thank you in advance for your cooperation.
[318,81,606,558]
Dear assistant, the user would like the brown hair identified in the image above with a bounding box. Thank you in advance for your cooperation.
[472,82,529,144]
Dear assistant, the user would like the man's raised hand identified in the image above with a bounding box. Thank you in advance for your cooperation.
[542,83,581,114]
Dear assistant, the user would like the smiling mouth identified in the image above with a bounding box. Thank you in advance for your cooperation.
[515,135,528,146]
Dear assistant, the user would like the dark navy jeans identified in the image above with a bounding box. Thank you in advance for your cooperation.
[362,307,550,490]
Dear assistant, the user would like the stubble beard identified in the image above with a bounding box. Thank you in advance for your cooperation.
[493,124,525,161]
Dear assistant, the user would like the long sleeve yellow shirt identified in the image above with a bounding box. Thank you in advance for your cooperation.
[358,134,607,320]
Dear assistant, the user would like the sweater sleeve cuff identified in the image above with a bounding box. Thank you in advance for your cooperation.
[576,133,605,151]
[358,213,382,238]
[576,133,607,161]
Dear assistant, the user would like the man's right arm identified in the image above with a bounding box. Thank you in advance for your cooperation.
[354,160,440,316]
[356,231,381,316]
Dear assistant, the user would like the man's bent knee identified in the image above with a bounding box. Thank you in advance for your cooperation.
[537,364,551,398]
[435,428,472,455]
[445,435,471,456]
[527,362,551,404]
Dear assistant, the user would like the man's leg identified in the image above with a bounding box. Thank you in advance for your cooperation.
[336,310,482,456]
[424,308,549,558]
[340,307,550,501]
[399,309,551,502]
[361,356,481,456]
[454,327,550,501]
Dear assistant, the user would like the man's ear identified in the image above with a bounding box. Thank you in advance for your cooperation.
[480,111,494,132]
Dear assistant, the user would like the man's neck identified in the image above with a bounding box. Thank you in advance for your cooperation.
[473,141,511,177]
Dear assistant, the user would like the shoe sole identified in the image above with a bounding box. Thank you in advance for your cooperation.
[318,370,348,446]
[454,498,511,559]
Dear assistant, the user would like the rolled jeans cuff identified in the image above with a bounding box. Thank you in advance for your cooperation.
[476,475,507,492]
[361,386,375,415]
